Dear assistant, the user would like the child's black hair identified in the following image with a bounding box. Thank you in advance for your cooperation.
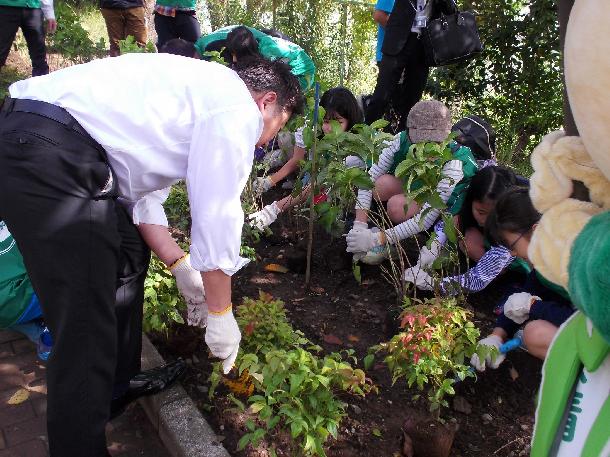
[159,38,196,58]
[320,87,363,132]
[458,166,518,232]
[261,28,293,42]
[225,26,261,63]
[452,115,496,161]
[485,187,541,247]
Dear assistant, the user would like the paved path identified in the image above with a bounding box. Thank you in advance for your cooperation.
[0,329,170,457]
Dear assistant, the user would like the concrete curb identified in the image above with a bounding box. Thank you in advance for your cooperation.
[139,334,231,457]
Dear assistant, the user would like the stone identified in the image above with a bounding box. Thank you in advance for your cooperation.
[196,385,208,394]
[192,354,200,365]
[481,413,493,423]
[350,404,362,415]
[452,396,472,415]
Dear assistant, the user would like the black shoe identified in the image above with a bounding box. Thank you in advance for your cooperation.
[110,359,186,420]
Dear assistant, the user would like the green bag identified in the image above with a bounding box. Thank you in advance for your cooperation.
[195,25,316,91]
[0,221,35,328]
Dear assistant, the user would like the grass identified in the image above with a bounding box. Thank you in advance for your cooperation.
[0,67,27,99]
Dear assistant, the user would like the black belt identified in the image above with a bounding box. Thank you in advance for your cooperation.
[1,97,94,141]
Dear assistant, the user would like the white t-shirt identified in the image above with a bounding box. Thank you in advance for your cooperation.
[9,54,263,276]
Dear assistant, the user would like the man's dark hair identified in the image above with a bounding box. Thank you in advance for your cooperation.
[234,57,304,116]
[159,38,196,58]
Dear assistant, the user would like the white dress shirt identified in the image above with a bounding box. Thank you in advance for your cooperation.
[9,53,263,275]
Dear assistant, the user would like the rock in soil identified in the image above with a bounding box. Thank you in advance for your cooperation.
[481,413,493,424]
[402,415,457,457]
[453,396,472,415]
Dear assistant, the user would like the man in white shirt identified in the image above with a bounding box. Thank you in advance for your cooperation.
[0,54,303,457]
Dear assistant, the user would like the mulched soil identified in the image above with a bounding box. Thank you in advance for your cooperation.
[152,200,542,457]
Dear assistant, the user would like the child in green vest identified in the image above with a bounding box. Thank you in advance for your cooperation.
[405,165,532,294]
[0,221,51,358]
[154,0,199,49]
[347,100,478,262]
[195,25,316,92]
[248,87,365,229]
[471,188,575,370]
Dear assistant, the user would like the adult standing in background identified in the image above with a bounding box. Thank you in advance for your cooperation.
[100,0,147,56]
[0,0,56,76]
[154,0,200,50]
[365,0,456,128]
[373,0,395,65]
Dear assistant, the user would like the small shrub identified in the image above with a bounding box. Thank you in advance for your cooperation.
[143,255,185,333]
[118,35,156,54]
[47,3,106,63]
[371,297,480,414]
[209,292,375,456]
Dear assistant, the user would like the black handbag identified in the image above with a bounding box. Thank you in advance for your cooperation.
[421,10,483,66]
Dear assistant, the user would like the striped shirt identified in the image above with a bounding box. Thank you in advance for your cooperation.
[356,134,464,243]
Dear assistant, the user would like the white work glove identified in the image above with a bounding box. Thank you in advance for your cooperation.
[205,307,241,374]
[418,239,443,268]
[346,225,386,253]
[252,176,274,197]
[248,202,280,230]
[470,334,505,372]
[403,267,434,291]
[503,292,540,324]
[169,254,207,328]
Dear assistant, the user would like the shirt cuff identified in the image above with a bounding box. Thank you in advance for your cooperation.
[189,244,251,276]
[131,198,169,227]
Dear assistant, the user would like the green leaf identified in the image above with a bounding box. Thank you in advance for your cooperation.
[372,428,382,437]
[353,262,362,284]
[363,354,374,370]
[237,433,252,451]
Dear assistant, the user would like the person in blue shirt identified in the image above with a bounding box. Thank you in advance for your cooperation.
[373,0,395,64]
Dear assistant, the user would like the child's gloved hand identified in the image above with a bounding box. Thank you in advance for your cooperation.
[169,254,207,328]
[346,226,386,253]
[403,267,434,291]
[248,202,280,230]
[470,334,505,371]
[252,176,274,197]
[205,305,241,374]
[503,292,540,324]
[418,239,443,268]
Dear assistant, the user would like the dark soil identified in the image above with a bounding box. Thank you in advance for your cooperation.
[152,201,541,457]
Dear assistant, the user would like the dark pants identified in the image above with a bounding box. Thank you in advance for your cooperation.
[154,11,200,49]
[0,102,150,457]
[365,33,429,130]
[0,6,49,76]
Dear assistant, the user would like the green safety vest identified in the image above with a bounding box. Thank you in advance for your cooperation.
[0,221,35,328]
[194,25,316,91]
[155,0,195,10]
[392,131,479,215]
[531,312,609,456]
[0,0,40,8]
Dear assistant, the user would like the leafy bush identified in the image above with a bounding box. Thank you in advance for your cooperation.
[209,292,375,456]
[370,297,480,414]
[47,3,106,63]
[143,256,185,333]
[118,35,156,54]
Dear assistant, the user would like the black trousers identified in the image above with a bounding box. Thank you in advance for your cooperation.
[365,33,429,130]
[0,104,150,456]
[154,11,200,49]
[0,5,49,76]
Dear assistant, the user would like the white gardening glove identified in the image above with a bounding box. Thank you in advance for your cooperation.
[418,239,443,268]
[470,334,505,372]
[252,176,274,197]
[205,306,241,374]
[169,254,207,328]
[248,202,280,230]
[503,292,540,324]
[403,267,434,291]
[346,226,386,253]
